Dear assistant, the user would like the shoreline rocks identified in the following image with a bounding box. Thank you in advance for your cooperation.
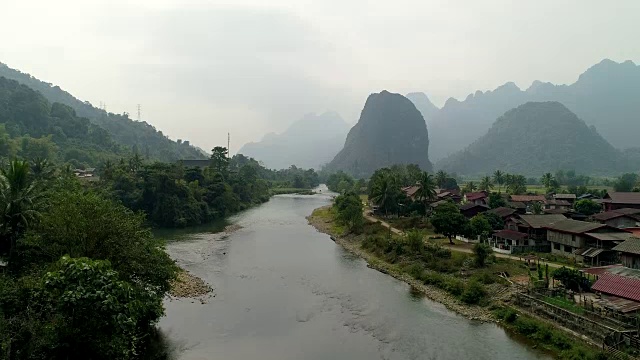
[169,269,214,301]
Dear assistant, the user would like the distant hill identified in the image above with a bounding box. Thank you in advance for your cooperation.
[406,92,439,125]
[436,102,628,176]
[0,62,206,162]
[237,112,350,170]
[0,76,127,166]
[428,59,640,161]
[327,91,432,178]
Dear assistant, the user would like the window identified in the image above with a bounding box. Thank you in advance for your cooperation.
[571,235,576,243]
[565,245,572,253]
[553,243,561,250]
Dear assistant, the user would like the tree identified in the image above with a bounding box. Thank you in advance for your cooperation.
[210,146,229,176]
[430,202,468,244]
[479,176,493,192]
[30,157,54,182]
[487,192,506,209]
[473,243,493,267]
[414,172,437,216]
[505,174,527,195]
[33,256,164,359]
[541,172,555,191]
[531,201,544,215]
[493,170,505,193]
[0,160,44,261]
[369,170,400,216]
[470,214,492,241]
[574,199,602,215]
[462,181,477,194]
[613,173,638,192]
[483,211,505,230]
[334,192,364,233]
[435,170,448,188]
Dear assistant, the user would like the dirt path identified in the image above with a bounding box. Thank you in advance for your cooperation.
[364,213,571,270]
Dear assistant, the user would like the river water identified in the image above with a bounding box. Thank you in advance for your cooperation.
[159,186,550,360]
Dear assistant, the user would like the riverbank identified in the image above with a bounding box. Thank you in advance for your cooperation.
[307,205,496,322]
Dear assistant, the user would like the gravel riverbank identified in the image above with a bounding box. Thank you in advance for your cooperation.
[307,206,496,323]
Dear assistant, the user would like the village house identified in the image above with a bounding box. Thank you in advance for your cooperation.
[544,199,571,210]
[613,237,640,269]
[459,203,489,218]
[553,193,577,204]
[603,192,640,211]
[589,266,640,314]
[486,207,517,221]
[592,208,640,229]
[506,214,566,243]
[436,188,462,203]
[510,195,546,213]
[463,191,488,205]
[401,185,421,201]
[544,219,627,265]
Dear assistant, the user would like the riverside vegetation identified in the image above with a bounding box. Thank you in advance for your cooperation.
[309,190,611,360]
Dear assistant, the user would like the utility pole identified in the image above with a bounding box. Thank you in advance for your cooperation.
[137,104,141,121]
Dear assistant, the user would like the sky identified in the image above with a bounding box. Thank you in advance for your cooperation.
[1,0,639,154]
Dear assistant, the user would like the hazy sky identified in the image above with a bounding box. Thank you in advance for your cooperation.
[1,0,639,153]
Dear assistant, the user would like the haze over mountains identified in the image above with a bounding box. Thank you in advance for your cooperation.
[405,92,439,126]
[327,91,432,178]
[427,59,640,161]
[237,112,350,170]
[436,102,628,176]
[0,62,206,162]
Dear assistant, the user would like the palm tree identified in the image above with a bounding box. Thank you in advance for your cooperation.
[0,160,44,260]
[541,173,555,191]
[435,170,448,188]
[493,170,505,193]
[369,172,396,217]
[415,172,437,216]
[479,176,494,192]
[462,181,477,194]
[30,157,54,182]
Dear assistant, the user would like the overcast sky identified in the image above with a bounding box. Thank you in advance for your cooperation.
[1,0,639,153]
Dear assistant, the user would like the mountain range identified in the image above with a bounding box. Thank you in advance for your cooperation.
[237,112,350,169]
[436,102,629,176]
[0,62,206,162]
[427,59,640,161]
[327,90,432,177]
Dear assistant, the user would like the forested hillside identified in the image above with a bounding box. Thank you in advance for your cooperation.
[0,62,206,162]
[428,59,640,160]
[436,102,628,176]
[0,77,127,166]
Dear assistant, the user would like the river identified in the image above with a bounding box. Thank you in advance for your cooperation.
[159,186,550,360]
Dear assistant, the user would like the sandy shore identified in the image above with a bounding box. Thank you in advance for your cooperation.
[307,206,499,322]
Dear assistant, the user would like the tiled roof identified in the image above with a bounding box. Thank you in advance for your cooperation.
[518,214,567,228]
[401,186,421,197]
[545,219,606,234]
[493,229,528,241]
[465,191,487,201]
[604,192,640,205]
[591,273,640,302]
[554,194,577,200]
[487,207,516,218]
[613,238,640,255]
[510,195,546,203]
[459,203,489,211]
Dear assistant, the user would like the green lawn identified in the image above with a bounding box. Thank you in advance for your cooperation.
[543,296,585,314]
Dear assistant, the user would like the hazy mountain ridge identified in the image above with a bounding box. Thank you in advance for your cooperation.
[428,59,640,161]
[238,111,350,169]
[327,91,432,178]
[0,62,206,162]
[436,102,628,176]
[406,92,439,125]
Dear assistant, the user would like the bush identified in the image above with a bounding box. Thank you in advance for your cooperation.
[471,271,497,285]
[443,278,464,296]
[461,280,486,304]
[514,317,540,336]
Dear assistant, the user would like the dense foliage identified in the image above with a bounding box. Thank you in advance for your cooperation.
[436,102,629,176]
[0,77,128,167]
[103,151,319,228]
[573,199,602,216]
[0,160,177,359]
[0,64,205,162]
[333,192,364,233]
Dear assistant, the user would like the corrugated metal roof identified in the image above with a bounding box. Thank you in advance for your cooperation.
[581,265,623,276]
[465,191,487,201]
[593,211,630,221]
[591,272,640,302]
[487,207,517,218]
[519,214,567,228]
[600,294,640,313]
[510,195,546,203]
[605,192,640,205]
[493,229,528,241]
[459,203,489,211]
[554,194,577,200]
[545,219,606,234]
[607,266,640,280]
[573,247,605,257]
[613,238,640,255]
[585,232,636,242]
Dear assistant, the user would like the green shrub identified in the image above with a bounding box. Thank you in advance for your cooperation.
[514,317,540,336]
[461,280,486,304]
[443,278,464,296]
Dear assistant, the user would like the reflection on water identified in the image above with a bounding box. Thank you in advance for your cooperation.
[158,187,551,360]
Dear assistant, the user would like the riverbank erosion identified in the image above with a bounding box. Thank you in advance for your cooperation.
[307,205,496,322]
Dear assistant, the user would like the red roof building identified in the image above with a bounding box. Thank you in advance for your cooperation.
[603,192,640,211]
[591,272,640,303]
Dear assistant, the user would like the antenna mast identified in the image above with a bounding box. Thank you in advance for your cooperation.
[137,104,141,121]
